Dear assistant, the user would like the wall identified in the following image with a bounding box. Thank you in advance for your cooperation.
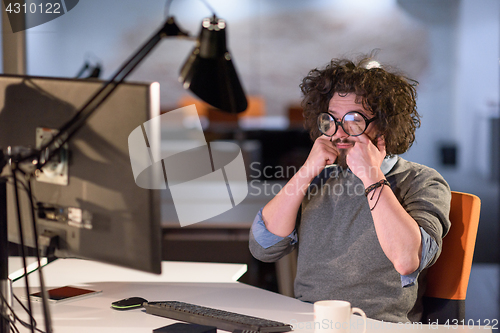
[455,0,500,178]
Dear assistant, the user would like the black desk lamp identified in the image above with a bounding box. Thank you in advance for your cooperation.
[180,15,248,114]
[2,9,248,333]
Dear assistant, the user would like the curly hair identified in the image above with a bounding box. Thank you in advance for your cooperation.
[300,56,421,156]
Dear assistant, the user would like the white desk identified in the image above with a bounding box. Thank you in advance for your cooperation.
[8,259,493,333]
[9,258,248,286]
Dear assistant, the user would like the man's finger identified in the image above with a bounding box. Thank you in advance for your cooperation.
[350,133,373,146]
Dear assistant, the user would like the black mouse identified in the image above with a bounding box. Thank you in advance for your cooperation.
[111,297,148,310]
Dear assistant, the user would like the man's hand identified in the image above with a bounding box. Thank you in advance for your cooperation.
[346,134,386,185]
[301,136,339,179]
[262,135,338,238]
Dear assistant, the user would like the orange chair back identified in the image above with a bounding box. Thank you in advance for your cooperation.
[424,191,481,300]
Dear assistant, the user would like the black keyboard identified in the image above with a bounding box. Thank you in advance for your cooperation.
[143,301,293,332]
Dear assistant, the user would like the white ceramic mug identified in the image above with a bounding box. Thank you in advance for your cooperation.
[313,300,367,333]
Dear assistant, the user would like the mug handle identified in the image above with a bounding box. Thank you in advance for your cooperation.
[351,307,367,333]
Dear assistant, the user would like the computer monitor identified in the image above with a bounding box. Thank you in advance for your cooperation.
[0,74,162,274]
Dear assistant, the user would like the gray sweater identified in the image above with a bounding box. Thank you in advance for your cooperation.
[249,157,451,323]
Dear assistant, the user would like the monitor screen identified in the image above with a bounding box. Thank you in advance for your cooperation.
[0,74,162,274]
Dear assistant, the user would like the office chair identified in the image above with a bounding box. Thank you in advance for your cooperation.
[421,191,481,323]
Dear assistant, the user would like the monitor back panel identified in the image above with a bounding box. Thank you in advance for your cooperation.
[0,75,162,274]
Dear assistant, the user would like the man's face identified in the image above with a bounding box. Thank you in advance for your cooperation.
[327,92,379,167]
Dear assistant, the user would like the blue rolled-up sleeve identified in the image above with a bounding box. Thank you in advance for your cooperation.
[400,227,438,287]
[251,207,298,249]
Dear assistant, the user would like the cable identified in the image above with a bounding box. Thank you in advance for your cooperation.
[10,322,20,333]
[0,284,46,333]
[199,0,216,15]
[3,146,55,333]
[0,293,17,333]
[13,294,36,327]
[0,287,21,333]
[26,173,52,333]
[10,165,35,333]
[3,174,38,204]
[4,166,51,333]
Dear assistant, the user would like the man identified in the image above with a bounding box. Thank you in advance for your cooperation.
[249,56,451,323]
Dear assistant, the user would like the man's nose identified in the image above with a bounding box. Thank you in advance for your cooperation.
[335,125,349,139]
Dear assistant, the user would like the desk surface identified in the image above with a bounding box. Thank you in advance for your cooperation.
[9,259,493,333]
[9,258,248,286]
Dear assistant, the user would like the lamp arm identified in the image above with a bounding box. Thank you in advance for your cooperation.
[30,17,189,168]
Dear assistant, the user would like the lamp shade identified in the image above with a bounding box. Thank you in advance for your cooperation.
[179,16,248,113]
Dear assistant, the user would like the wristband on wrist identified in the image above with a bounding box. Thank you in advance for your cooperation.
[364,179,390,196]
[364,179,391,211]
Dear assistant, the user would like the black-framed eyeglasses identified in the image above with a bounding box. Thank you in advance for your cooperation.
[317,111,377,137]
